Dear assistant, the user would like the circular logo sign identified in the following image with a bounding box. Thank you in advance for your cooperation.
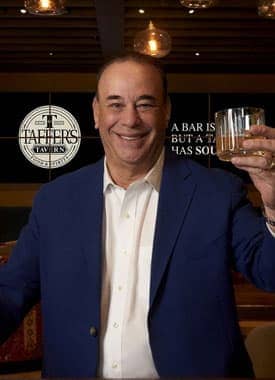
[18,105,81,169]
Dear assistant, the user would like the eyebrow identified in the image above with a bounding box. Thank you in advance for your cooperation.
[106,94,157,101]
[106,95,123,101]
[136,95,157,102]
[104,94,158,103]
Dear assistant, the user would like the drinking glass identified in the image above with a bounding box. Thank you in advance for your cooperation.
[215,107,265,161]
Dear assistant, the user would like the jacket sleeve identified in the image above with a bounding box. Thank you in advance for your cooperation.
[230,177,275,291]
[0,195,41,344]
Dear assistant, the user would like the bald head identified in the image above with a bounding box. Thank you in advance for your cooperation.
[95,52,168,101]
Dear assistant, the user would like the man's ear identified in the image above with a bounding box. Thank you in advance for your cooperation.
[165,96,171,128]
[92,96,99,129]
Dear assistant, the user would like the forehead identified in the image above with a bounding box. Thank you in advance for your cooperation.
[97,61,163,99]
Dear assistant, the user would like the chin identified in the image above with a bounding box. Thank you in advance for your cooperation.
[120,152,155,169]
[118,148,145,162]
[121,156,144,166]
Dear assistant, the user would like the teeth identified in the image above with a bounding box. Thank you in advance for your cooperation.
[120,135,139,141]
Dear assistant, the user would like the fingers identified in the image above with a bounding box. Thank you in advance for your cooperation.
[250,124,275,139]
[224,124,275,173]
[231,165,273,176]
[242,125,275,154]
[242,138,275,153]
[232,151,274,172]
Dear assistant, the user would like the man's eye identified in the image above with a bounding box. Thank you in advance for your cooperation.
[136,103,155,110]
[108,103,124,110]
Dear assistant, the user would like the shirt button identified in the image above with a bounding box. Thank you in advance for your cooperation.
[112,362,118,369]
[89,326,97,337]
[113,322,119,328]
[118,285,123,291]
[125,212,130,219]
[122,249,127,255]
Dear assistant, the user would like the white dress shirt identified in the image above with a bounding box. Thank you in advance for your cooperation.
[99,151,164,378]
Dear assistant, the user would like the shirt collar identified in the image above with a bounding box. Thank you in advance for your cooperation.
[103,149,164,193]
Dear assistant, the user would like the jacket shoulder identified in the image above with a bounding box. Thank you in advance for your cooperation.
[34,158,104,207]
[167,155,245,193]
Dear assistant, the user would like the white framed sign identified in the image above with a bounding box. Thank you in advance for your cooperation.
[18,105,81,169]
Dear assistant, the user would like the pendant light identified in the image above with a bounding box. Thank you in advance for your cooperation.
[133,21,171,58]
[258,0,275,19]
[24,0,67,16]
[179,0,217,9]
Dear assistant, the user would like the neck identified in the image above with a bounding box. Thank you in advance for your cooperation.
[106,151,162,189]
[109,169,144,189]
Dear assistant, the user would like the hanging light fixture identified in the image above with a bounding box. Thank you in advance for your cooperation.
[179,0,217,8]
[258,0,275,18]
[133,21,171,58]
[24,0,67,15]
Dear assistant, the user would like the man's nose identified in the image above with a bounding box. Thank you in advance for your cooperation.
[121,105,140,127]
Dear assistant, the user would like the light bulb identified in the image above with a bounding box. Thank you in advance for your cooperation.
[258,0,275,18]
[179,0,217,8]
[40,0,50,9]
[134,21,171,58]
[148,38,158,53]
[24,0,67,15]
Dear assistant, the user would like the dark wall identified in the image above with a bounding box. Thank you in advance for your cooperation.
[1,92,275,183]
[1,92,274,242]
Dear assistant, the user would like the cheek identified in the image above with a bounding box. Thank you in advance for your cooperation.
[99,113,118,130]
[153,115,168,134]
[98,117,118,143]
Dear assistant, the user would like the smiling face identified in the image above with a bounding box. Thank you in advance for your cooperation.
[93,60,170,178]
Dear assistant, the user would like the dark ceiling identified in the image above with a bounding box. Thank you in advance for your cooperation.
[1,0,275,73]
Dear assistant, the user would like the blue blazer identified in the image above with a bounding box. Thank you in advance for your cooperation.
[1,155,275,377]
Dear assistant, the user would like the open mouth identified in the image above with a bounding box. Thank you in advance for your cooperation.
[115,131,150,141]
[120,135,141,141]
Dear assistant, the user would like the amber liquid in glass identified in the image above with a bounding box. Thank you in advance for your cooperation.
[216,134,266,162]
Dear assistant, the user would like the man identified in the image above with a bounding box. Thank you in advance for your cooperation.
[1,53,275,378]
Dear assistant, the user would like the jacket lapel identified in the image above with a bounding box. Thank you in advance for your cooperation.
[73,159,104,287]
[150,156,197,308]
